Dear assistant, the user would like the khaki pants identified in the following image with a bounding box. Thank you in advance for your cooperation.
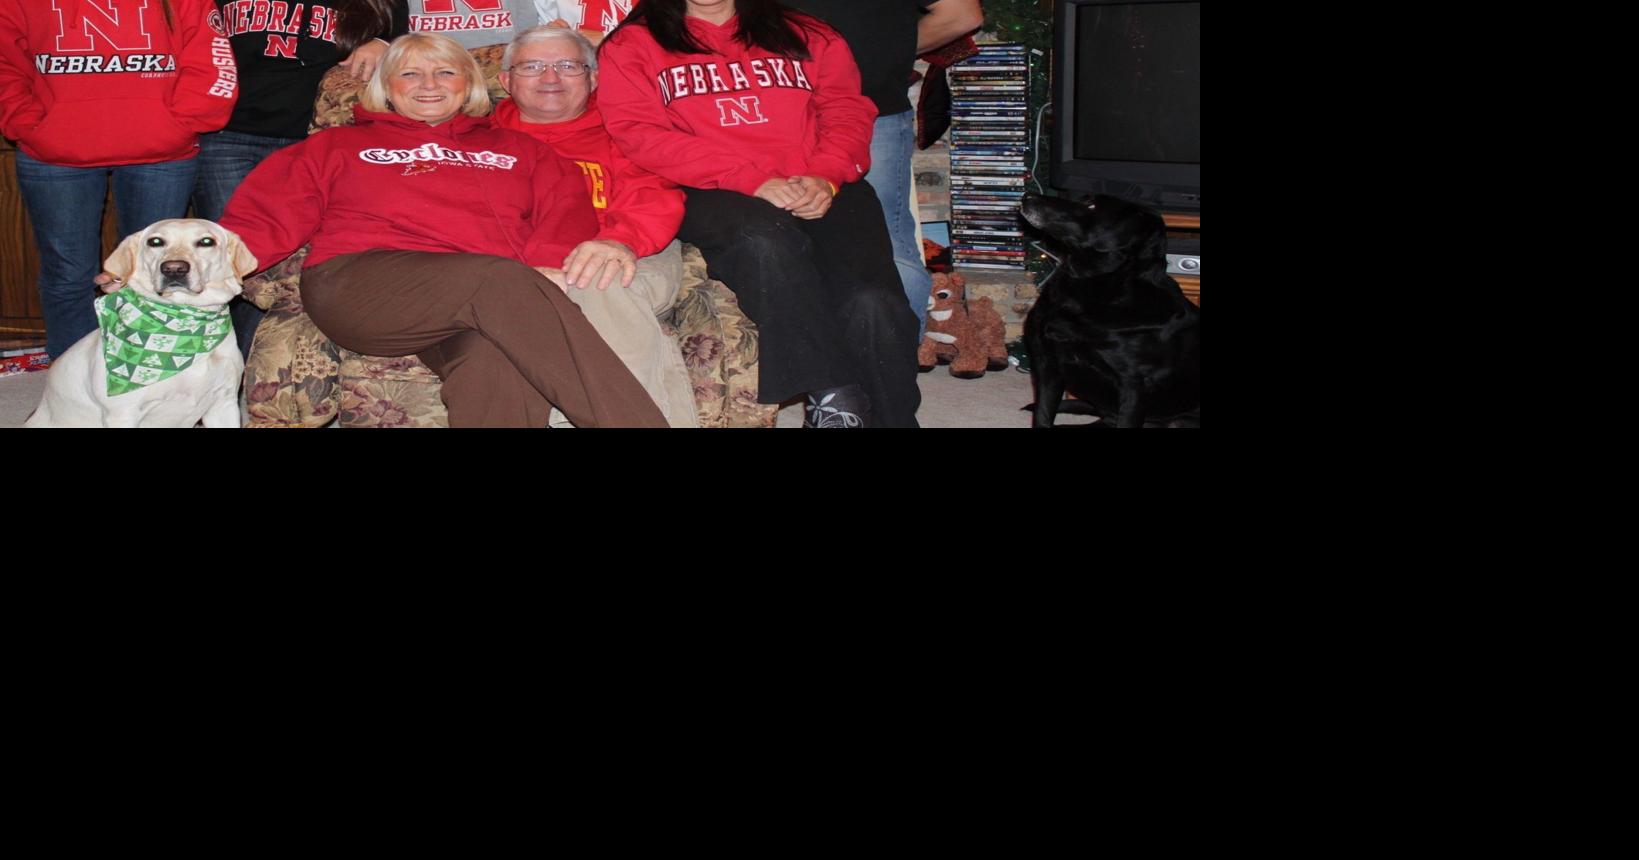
[550,241,700,428]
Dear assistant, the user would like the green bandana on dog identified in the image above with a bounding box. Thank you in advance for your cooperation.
[95,287,233,396]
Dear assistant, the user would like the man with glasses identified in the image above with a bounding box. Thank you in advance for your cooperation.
[492,25,699,428]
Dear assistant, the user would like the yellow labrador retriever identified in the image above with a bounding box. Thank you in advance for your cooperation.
[26,219,258,428]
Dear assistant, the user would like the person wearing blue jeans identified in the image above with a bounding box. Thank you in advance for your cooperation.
[1,0,238,361]
[785,0,983,335]
[867,108,934,334]
[15,154,199,360]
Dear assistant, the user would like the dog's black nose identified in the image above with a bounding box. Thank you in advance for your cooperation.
[161,261,190,278]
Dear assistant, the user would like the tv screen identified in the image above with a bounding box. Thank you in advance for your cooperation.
[1051,0,1201,211]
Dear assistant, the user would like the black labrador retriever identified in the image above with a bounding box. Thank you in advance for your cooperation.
[1019,193,1200,428]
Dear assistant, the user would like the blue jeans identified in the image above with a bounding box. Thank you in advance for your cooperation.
[195,130,304,358]
[864,109,934,336]
[15,150,198,359]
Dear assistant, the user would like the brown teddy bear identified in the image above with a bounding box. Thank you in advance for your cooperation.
[918,272,1009,378]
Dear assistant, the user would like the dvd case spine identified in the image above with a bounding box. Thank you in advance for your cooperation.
[946,43,1030,271]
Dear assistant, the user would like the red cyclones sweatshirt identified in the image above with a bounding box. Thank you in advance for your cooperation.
[0,0,238,167]
[219,106,599,272]
[595,12,878,196]
[491,96,683,259]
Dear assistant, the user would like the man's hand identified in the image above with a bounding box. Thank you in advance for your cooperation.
[754,177,805,209]
[95,272,123,294]
[562,239,637,291]
[338,38,389,82]
[534,266,570,293]
[786,176,835,220]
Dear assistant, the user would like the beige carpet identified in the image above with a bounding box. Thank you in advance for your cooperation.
[1,363,1092,428]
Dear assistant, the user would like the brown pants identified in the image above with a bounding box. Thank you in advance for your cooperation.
[300,251,667,428]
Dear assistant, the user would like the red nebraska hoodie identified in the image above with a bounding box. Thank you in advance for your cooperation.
[219,105,598,272]
[596,11,877,196]
[0,0,238,167]
[491,96,683,259]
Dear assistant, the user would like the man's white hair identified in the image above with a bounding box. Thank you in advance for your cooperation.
[503,25,598,75]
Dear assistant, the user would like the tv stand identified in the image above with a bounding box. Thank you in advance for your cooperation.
[1164,212,1200,306]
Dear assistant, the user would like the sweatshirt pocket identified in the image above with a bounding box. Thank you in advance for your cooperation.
[21,99,197,167]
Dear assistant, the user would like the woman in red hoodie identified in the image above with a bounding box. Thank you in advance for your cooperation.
[597,0,921,428]
[216,32,665,427]
[0,0,238,360]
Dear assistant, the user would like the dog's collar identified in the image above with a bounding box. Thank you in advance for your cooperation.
[95,288,233,397]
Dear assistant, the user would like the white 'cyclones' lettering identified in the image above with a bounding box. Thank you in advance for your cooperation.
[359,142,519,169]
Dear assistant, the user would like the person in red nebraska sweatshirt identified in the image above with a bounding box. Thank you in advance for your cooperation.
[217,32,665,427]
[0,0,238,359]
[597,0,920,428]
[492,24,697,427]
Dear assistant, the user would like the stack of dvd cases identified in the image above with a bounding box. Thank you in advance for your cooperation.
[947,43,1029,271]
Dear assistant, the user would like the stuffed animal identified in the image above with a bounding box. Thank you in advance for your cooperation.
[918,272,1009,378]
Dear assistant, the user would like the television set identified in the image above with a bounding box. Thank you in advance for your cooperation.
[1048,0,1201,213]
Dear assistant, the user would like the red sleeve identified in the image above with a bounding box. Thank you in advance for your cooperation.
[522,143,602,268]
[0,3,44,142]
[801,24,877,189]
[167,0,238,134]
[218,138,331,273]
[598,143,684,259]
[597,29,777,196]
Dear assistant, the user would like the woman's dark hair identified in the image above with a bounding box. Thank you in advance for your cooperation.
[612,0,815,61]
[334,0,402,55]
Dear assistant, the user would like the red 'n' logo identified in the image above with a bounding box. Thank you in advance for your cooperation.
[570,1,633,34]
[265,35,298,58]
[53,0,153,53]
[717,96,768,127]
[418,0,506,12]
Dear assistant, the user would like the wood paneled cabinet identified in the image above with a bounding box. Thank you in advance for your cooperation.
[1164,212,1200,306]
[2,138,125,337]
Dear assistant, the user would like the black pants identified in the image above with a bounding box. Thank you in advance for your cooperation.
[680,184,921,428]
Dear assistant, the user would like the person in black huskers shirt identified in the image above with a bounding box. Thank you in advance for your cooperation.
[195,1,410,358]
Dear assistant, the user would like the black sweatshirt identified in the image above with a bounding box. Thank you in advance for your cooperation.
[784,0,931,117]
[215,1,409,139]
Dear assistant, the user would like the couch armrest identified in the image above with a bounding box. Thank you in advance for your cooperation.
[243,289,342,428]
[240,245,308,312]
[670,243,777,428]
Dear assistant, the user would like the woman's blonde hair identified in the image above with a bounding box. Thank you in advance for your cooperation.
[361,33,492,118]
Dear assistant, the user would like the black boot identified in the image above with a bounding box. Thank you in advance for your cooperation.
[804,384,872,428]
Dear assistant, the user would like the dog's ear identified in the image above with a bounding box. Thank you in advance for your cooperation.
[104,231,145,283]
[222,230,260,278]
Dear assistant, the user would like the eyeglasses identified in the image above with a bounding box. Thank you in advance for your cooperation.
[508,60,590,77]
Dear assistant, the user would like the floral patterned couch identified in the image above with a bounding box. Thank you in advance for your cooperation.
[239,45,774,428]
